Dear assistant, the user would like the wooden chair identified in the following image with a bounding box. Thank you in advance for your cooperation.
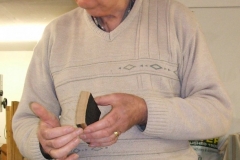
[1,144,7,160]
[4,101,24,160]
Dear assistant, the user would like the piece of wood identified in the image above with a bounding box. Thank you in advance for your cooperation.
[222,133,240,160]
[75,91,101,129]
[1,144,7,160]
[6,101,24,160]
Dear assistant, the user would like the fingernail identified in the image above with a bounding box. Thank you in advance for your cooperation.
[74,137,81,144]
[83,129,91,133]
[74,154,79,159]
[79,134,86,139]
[29,102,37,111]
[76,129,83,134]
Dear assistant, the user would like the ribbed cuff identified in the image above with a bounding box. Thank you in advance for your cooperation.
[39,143,53,159]
[143,98,170,137]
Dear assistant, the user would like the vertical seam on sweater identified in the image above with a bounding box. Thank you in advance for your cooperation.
[136,1,143,59]
[157,0,160,60]
[166,0,171,63]
[147,0,150,58]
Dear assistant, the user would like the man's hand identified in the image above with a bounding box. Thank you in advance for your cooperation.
[80,93,147,147]
[30,102,83,160]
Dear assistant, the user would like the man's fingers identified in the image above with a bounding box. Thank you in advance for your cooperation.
[83,109,119,133]
[30,102,60,127]
[95,94,117,106]
[88,137,118,148]
[48,137,81,159]
[44,127,83,148]
[39,123,76,140]
[57,153,79,160]
[83,130,118,143]
[64,153,79,160]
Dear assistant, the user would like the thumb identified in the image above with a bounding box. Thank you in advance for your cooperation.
[30,102,60,127]
[94,94,115,106]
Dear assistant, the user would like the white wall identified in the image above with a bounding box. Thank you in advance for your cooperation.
[178,0,240,7]
[0,51,32,145]
[191,7,240,134]
[197,8,240,102]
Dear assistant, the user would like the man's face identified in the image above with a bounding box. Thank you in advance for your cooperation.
[75,0,128,17]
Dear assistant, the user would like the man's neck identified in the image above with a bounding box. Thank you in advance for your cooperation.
[98,15,123,32]
[93,0,135,32]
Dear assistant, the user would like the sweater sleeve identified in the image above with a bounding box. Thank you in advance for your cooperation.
[12,25,61,159]
[143,0,232,140]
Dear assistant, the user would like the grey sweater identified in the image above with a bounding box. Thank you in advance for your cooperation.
[13,0,232,159]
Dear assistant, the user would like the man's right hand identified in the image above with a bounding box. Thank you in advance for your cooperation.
[30,102,83,160]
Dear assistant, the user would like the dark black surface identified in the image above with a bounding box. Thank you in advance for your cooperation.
[85,94,101,126]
